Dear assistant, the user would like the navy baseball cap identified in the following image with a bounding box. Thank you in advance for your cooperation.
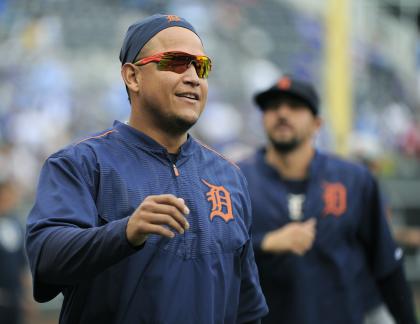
[119,14,200,65]
[254,76,320,115]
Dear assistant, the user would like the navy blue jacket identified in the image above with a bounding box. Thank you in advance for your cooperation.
[238,149,402,324]
[26,121,268,324]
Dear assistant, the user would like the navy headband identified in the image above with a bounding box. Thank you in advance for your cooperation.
[119,14,199,65]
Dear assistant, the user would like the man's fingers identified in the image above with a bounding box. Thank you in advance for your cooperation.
[148,203,190,230]
[304,218,317,227]
[303,232,316,246]
[128,195,192,245]
[150,194,190,215]
[303,219,317,237]
[143,223,177,239]
[144,212,186,234]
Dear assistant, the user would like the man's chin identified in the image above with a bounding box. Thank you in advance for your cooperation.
[271,139,300,154]
[168,117,198,135]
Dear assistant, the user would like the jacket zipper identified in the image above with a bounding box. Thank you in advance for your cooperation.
[172,163,180,177]
[170,161,188,259]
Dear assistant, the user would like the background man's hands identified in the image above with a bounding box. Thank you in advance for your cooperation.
[261,218,317,255]
[126,194,190,247]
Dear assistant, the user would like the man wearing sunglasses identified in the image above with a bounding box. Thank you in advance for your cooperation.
[238,76,417,324]
[26,14,268,324]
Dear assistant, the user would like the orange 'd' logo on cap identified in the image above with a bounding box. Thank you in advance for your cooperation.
[277,77,291,90]
[166,15,181,22]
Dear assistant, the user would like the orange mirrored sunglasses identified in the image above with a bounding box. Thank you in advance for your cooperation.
[134,51,212,79]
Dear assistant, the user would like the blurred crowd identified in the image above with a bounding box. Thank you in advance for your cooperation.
[0,0,420,322]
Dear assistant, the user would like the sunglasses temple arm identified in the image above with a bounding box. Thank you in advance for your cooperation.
[135,55,163,65]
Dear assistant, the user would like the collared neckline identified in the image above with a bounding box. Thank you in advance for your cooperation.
[113,120,195,157]
[256,147,324,181]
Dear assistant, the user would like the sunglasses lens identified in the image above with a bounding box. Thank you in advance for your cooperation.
[158,54,189,73]
[157,53,211,79]
[195,57,211,79]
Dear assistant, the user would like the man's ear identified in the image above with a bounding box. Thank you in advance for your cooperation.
[121,63,140,94]
[314,115,323,133]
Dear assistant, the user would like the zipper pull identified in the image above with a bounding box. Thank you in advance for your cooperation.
[173,164,180,177]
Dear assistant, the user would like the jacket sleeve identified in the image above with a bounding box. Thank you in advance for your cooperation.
[377,264,418,324]
[357,170,402,278]
[236,177,269,323]
[25,152,139,302]
[357,171,417,323]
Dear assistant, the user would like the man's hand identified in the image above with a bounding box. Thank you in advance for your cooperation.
[261,218,316,255]
[126,194,190,247]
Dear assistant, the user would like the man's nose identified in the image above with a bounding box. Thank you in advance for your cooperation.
[182,63,200,86]
[273,103,293,114]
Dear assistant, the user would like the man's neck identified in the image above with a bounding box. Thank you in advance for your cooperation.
[128,116,187,154]
[265,142,315,180]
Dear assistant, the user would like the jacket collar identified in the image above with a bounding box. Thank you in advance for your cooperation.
[113,120,195,157]
[256,147,325,181]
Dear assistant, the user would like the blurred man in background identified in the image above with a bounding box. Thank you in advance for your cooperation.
[238,75,418,324]
[25,14,267,324]
[0,177,31,324]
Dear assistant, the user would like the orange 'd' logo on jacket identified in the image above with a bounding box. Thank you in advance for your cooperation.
[322,182,347,217]
[202,179,234,222]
